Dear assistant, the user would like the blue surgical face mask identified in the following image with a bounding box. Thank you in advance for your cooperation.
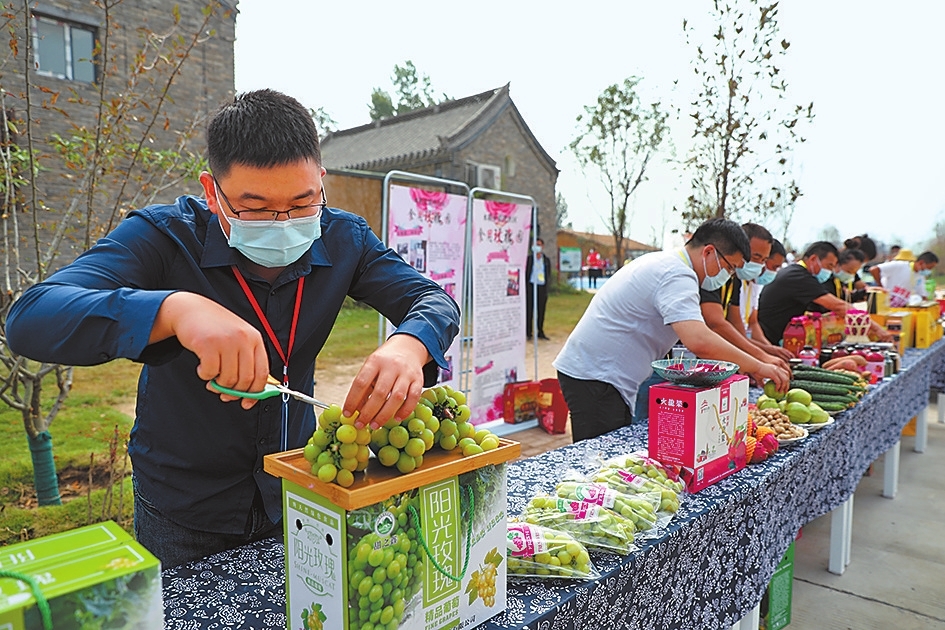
[918,268,932,277]
[736,260,764,281]
[835,270,856,284]
[815,265,833,283]
[220,213,321,267]
[532,245,543,253]
[755,268,777,286]
[702,249,731,291]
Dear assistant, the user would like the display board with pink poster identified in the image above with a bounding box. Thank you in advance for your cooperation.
[469,199,532,424]
[386,185,467,388]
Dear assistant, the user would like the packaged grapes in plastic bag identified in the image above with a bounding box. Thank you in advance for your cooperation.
[599,450,687,512]
[506,521,601,580]
[522,494,637,555]
[554,480,659,533]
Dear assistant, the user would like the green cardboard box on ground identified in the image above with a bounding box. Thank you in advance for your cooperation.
[0,521,163,629]
[265,440,519,630]
[760,542,795,630]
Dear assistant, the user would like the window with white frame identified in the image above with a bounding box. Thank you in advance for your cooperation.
[31,13,96,83]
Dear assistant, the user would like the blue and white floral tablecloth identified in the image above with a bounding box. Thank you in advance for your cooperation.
[161,342,943,630]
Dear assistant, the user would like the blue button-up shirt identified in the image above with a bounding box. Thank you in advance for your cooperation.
[7,196,460,533]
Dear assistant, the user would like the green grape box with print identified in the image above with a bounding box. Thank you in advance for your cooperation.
[0,521,162,629]
[266,442,517,630]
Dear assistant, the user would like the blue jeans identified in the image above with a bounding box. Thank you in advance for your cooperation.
[633,371,665,423]
[133,476,281,570]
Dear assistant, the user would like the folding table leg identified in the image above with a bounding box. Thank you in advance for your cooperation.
[829,497,853,575]
[883,441,900,499]
[730,603,760,630]
[915,406,928,453]
[843,495,853,568]
[938,391,944,424]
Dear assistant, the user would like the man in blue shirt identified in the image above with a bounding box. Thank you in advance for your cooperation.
[6,89,460,569]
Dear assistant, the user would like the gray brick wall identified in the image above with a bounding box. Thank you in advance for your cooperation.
[0,0,236,274]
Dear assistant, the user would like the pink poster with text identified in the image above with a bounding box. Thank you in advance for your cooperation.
[470,199,531,424]
[387,185,466,388]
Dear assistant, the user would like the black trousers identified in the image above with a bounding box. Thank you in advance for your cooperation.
[525,282,548,337]
[557,371,633,442]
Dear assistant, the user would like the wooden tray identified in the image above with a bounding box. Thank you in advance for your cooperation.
[264,438,520,511]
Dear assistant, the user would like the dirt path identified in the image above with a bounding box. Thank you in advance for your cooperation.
[313,338,565,405]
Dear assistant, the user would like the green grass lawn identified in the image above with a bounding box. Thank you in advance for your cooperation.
[0,287,592,544]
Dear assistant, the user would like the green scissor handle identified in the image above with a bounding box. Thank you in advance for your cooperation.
[209,379,283,400]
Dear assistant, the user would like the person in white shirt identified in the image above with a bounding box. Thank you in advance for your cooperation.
[869,249,939,306]
[553,218,790,443]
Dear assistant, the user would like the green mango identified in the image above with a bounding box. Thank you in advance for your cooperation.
[778,400,787,412]
[763,380,785,401]
[758,398,780,410]
[808,402,830,424]
[785,401,812,424]
[786,388,813,406]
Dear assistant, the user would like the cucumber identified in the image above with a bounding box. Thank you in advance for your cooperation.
[790,365,861,385]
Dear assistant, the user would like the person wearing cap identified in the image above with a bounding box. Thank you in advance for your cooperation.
[869,249,939,305]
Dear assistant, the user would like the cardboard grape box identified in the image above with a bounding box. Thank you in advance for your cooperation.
[647,375,748,492]
[0,528,162,630]
[265,440,519,630]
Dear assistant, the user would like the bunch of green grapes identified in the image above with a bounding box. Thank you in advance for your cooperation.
[476,561,498,606]
[303,404,370,487]
[418,385,472,452]
[347,493,425,630]
[370,407,436,474]
[523,495,636,555]
[506,522,596,579]
[554,481,658,532]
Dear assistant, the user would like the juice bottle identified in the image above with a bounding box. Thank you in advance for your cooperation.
[782,317,808,357]
[798,345,819,367]
[866,347,886,382]
[807,312,823,351]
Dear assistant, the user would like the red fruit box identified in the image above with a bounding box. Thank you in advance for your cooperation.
[647,375,748,492]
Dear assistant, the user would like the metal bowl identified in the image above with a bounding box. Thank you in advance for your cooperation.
[650,358,740,387]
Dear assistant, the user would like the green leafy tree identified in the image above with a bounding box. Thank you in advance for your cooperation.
[310,106,337,135]
[570,77,669,268]
[0,0,223,506]
[682,0,813,234]
[555,191,572,229]
[368,61,449,121]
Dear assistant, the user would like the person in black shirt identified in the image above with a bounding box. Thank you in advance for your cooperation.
[823,248,868,303]
[758,241,846,344]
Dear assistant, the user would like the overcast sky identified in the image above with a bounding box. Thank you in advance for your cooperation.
[233,1,944,253]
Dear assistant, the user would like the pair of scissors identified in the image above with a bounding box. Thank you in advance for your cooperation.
[209,374,331,410]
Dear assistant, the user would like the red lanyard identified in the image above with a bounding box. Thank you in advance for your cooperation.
[231,265,304,385]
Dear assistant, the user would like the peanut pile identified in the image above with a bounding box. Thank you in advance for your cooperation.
[750,408,806,440]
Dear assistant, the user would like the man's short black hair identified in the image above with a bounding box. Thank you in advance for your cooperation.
[917,251,939,264]
[207,89,321,178]
[839,248,866,265]
[770,239,786,258]
[741,222,773,244]
[803,241,840,260]
[688,218,751,260]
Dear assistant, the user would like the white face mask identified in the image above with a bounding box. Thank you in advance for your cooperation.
[219,212,321,267]
[701,249,731,291]
[532,245,543,253]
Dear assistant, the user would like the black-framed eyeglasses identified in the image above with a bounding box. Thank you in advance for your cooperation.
[711,245,737,275]
[213,176,327,222]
